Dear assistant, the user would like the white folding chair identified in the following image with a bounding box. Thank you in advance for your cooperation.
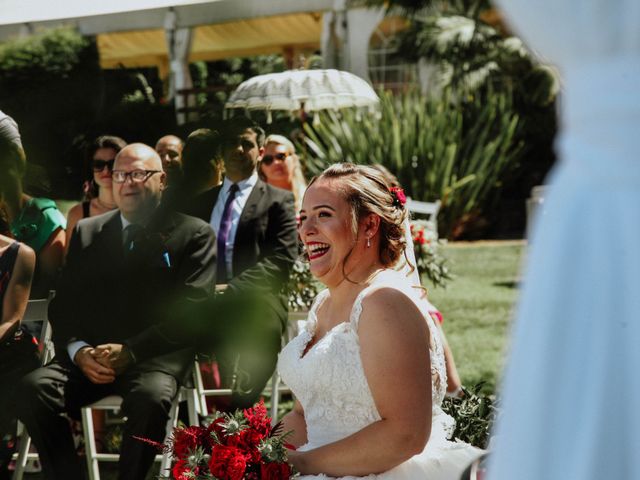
[12,297,54,480]
[192,358,235,418]
[406,198,442,239]
[81,385,199,480]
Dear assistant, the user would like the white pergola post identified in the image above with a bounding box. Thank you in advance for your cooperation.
[321,2,384,83]
[164,9,195,125]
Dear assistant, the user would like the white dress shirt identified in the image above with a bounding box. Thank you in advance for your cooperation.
[210,172,258,280]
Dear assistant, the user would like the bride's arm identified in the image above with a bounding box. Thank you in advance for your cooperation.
[289,288,432,477]
[280,398,308,448]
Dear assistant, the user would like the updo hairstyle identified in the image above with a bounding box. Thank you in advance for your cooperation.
[308,162,407,268]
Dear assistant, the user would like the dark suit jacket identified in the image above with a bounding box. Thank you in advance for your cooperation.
[49,209,216,381]
[186,178,298,330]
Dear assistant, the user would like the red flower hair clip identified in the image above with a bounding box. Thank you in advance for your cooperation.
[389,187,407,208]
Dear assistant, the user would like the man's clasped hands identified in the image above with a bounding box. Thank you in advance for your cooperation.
[74,343,135,384]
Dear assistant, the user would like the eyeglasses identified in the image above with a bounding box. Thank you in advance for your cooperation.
[92,159,115,172]
[261,153,288,166]
[112,170,162,184]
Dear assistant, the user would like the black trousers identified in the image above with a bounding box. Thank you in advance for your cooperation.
[215,303,284,411]
[16,360,178,480]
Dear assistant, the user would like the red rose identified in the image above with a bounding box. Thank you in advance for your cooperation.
[205,417,226,447]
[209,445,247,480]
[389,187,407,206]
[171,426,204,459]
[172,459,198,480]
[227,428,263,463]
[260,461,293,480]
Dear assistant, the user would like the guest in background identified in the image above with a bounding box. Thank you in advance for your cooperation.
[0,201,37,478]
[259,134,307,213]
[161,128,224,215]
[0,110,65,298]
[155,134,184,187]
[185,118,298,409]
[16,144,216,480]
[65,135,127,250]
[181,128,224,195]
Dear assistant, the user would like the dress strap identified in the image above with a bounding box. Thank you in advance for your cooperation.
[307,288,330,329]
[349,284,383,331]
[0,241,20,272]
[0,242,20,300]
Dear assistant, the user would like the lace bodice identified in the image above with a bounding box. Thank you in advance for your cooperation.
[277,270,450,449]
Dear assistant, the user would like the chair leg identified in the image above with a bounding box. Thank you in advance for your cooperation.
[185,388,200,426]
[81,407,101,480]
[11,425,31,480]
[159,395,180,476]
[270,373,280,421]
[192,365,209,417]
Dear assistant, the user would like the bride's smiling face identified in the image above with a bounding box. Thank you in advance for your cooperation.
[299,179,358,286]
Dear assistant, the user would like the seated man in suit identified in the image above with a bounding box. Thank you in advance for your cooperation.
[186,118,298,409]
[16,144,216,480]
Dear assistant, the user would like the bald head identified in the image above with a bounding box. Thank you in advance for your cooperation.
[113,143,166,222]
[116,143,162,170]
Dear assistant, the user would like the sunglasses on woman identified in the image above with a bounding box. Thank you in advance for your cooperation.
[92,159,115,172]
[261,152,288,166]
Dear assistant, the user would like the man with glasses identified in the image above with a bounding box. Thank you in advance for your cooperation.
[184,118,298,410]
[17,143,216,479]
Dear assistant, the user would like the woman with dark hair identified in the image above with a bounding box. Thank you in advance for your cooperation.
[278,163,481,479]
[0,111,65,298]
[65,135,127,248]
[0,200,37,478]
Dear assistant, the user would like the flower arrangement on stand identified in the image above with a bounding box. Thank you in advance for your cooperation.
[410,219,451,288]
[137,400,294,479]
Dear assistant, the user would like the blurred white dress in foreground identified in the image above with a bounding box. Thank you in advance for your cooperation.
[489,1,640,479]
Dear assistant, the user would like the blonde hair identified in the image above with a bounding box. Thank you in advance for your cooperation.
[260,134,308,212]
[308,163,408,268]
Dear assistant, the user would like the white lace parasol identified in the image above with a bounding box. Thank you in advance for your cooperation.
[225,69,380,118]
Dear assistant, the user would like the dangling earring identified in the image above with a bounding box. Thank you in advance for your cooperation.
[366,237,371,248]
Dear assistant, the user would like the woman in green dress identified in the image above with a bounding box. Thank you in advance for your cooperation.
[0,111,65,298]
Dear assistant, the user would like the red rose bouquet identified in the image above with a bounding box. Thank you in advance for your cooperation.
[137,400,294,479]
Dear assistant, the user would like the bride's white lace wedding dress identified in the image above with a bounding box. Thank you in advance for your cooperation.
[278,269,482,479]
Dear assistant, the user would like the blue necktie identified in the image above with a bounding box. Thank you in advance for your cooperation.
[216,183,239,283]
[122,224,144,256]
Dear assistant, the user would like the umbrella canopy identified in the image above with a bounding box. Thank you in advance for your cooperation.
[225,69,380,115]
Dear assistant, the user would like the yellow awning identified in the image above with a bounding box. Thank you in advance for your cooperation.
[98,12,323,71]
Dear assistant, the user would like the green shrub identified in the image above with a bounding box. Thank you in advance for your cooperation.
[441,382,497,449]
[302,88,523,239]
[0,27,102,197]
[286,261,322,312]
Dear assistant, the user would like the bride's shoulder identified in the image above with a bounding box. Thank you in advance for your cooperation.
[357,284,427,335]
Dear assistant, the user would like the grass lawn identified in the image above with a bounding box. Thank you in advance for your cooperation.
[428,241,524,394]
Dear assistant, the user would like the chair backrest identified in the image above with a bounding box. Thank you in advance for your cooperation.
[407,198,441,217]
[22,297,54,365]
[407,198,441,240]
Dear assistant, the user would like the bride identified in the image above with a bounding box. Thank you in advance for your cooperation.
[278,163,482,479]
